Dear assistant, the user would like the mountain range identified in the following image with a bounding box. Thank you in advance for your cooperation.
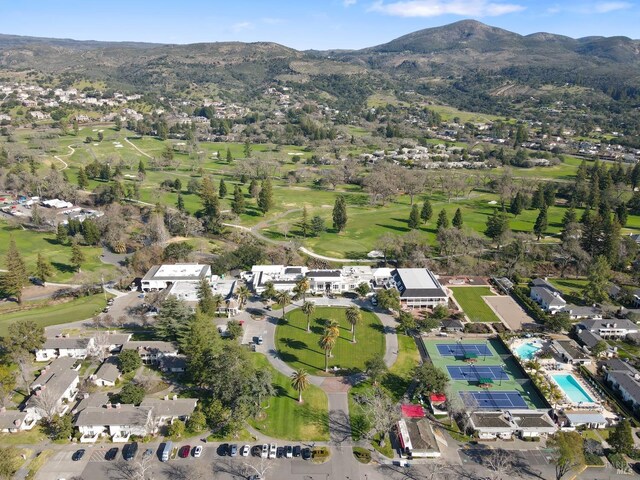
[1,20,638,110]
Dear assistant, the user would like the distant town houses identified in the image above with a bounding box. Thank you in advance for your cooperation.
[602,359,640,414]
[528,278,603,319]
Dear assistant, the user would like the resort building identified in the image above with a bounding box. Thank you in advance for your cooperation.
[391,268,448,309]
[468,409,556,440]
[397,405,441,458]
[551,339,592,365]
[141,264,213,291]
[530,286,566,314]
[602,359,640,412]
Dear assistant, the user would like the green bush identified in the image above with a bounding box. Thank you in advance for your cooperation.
[628,448,640,460]
[584,453,604,466]
[521,436,540,442]
[353,447,371,464]
[607,452,628,471]
[312,447,330,459]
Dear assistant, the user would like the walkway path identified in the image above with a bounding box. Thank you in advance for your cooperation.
[53,145,75,170]
[124,137,152,158]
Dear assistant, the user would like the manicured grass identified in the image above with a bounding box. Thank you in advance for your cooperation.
[0,222,116,283]
[248,354,329,441]
[0,426,45,446]
[450,286,500,323]
[422,338,548,409]
[276,307,385,375]
[382,334,420,401]
[0,294,108,336]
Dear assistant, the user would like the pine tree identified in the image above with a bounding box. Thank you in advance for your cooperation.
[436,209,449,230]
[218,178,227,198]
[35,253,53,286]
[485,209,510,243]
[200,176,221,233]
[197,278,216,316]
[602,216,621,266]
[452,208,463,229]
[533,207,548,240]
[510,192,524,217]
[615,203,628,226]
[231,186,245,215]
[176,194,185,212]
[408,204,420,229]
[257,178,274,214]
[332,195,348,232]
[1,238,28,303]
[243,139,252,158]
[300,206,310,238]
[70,241,85,273]
[249,179,259,198]
[562,207,577,230]
[56,224,68,244]
[138,159,146,175]
[226,147,232,163]
[420,199,433,224]
[77,167,88,189]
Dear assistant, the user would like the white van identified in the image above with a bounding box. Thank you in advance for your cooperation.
[161,441,172,462]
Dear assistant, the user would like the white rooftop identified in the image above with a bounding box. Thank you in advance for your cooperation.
[155,264,207,278]
[396,269,439,289]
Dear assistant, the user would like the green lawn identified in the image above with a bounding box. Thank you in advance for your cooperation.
[382,334,420,401]
[0,222,116,283]
[0,426,46,445]
[0,294,108,336]
[248,354,329,441]
[276,307,385,375]
[450,286,500,323]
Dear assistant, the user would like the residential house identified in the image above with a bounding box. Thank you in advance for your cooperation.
[25,357,80,420]
[35,336,94,362]
[121,341,179,365]
[551,340,592,365]
[559,410,608,429]
[167,277,238,317]
[562,305,603,320]
[577,319,639,339]
[161,356,187,373]
[0,409,32,433]
[140,396,197,427]
[530,286,566,314]
[469,410,557,440]
[92,358,120,387]
[141,264,213,291]
[468,411,514,440]
[75,403,153,443]
[440,319,465,333]
[391,268,448,309]
[510,410,557,438]
[396,418,441,458]
[602,359,640,412]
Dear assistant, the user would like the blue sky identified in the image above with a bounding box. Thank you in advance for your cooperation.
[0,0,638,49]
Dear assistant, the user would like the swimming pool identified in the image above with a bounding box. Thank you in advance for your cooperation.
[514,341,542,360]
[552,373,595,404]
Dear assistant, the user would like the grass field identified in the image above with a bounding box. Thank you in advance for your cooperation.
[422,338,547,409]
[0,222,116,283]
[0,294,108,336]
[276,307,385,375]
[248,354,329,441]
[450,287,500,323]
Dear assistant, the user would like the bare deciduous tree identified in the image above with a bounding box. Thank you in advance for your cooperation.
[355,386,400,447]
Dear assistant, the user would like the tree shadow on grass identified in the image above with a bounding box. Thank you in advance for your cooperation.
[300,406,331,438]
[273,384,297,401]
[375,223,409,233]
[281,338,307,351]
[277,350,320,372]
[51,262,75,274]
[381,373,410,401]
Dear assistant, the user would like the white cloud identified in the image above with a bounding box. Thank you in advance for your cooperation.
[594,1,632,12]
[344,0,357,6]
[261,17,285,25]
[231,21,253,32]
[369,0,525,17]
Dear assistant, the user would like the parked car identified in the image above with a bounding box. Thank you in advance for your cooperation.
[123,442,138,461]
[193,446,203,458]
[179,445,191,458]
[142,448,154,458]
[371,295,378,306]
[72,449,85,461]
[240,445,250,457]
[285,445,293,458]
[218,443,229,456]
[276,447,284,458]
[268,443,277,459]
[293,445,301,457]
[229,444,238,457]
[261,444,268,458]
[302,448,311,460]
[256,336,264,345]
[105,447,118,461]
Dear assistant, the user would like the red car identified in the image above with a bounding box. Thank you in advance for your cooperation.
[179,445,191,458]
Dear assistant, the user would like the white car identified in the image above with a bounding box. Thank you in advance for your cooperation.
[268,443,277,459]
[261,444,268,458]
[240,445,250,457]
[193,446,203,458]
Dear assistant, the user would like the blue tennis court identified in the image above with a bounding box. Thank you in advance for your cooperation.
[460,391,529,409]
[436,343,492,357]
[447,365,508,381]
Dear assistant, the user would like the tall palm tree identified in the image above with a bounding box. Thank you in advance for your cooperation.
[294,277,310,301]
[345,306,362,343]
[236,285,251,310]
[275,290,291,320]
[301,301,315,333]
[325,321,340,357]
[290,368,310,403]
[319,334,336,373]
[212,294,224,316]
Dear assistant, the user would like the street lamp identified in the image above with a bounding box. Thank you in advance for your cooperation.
[500,363,506,386]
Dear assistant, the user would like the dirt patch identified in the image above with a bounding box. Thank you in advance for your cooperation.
[484,296,536,331]
[320,377,352,393]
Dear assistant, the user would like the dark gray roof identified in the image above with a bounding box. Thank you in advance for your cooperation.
[554,340,589,360]
[512,412,555,429]
[440,319,464,330]
[94,359,120,383]
[604,358,637,374]
[42,337,91,350]
[0,410,28,430]
[564,305,602,318]
[470,412,511,429]
[140,398,197,417]
[30,357,78,390]
[579,318,638,332]
[607,370,640,404]
[575,328,601,349]
[530,287,566,307]
[75,405,152,427]
[162,356,187,370]
[531,278,562,294]
[284,267,303,274]
[306,270,341,278]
